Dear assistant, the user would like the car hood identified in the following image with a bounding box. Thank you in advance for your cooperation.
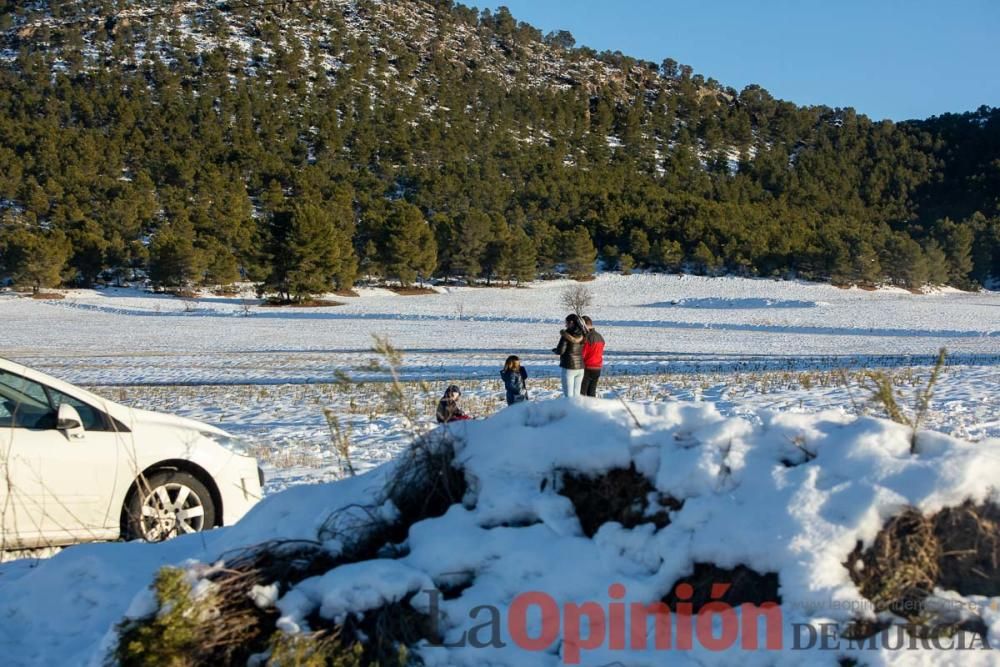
[127,407,232,437]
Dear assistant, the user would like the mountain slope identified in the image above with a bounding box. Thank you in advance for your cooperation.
[0,0,997,292]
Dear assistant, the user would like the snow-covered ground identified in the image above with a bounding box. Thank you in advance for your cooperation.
[3,275,999,384]
[1,274,999,665]
[2,274,998,492]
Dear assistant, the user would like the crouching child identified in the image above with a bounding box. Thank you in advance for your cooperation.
[436,384,471,423]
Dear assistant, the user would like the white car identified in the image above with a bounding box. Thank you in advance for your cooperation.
[0,357,263,550]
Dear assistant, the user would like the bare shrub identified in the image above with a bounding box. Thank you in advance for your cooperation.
[559,283,593,318]
[382,431,468,530]
[845,501,999,637]
[113,541,360,666]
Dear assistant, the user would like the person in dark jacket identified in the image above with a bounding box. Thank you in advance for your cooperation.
[552,314,585,397]
[580,315,605,397]
[500,355,529,405]
[436,385,471,423]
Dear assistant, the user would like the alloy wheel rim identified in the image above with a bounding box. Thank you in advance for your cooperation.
[139,482,206,541]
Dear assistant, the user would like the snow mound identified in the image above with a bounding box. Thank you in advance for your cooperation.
[4,398,1000,666]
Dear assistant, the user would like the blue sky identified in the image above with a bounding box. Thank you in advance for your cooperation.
[484,0,1000,121]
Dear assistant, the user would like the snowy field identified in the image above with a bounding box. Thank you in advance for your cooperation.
[1,274,999,492]
[2,274,1000,666]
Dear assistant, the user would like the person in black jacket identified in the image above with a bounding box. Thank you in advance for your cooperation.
[552,314,585,397]
[436,385,471,423]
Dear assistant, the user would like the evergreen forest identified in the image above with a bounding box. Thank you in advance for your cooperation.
[1,0,999,297]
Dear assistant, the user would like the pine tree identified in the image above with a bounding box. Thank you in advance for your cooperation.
[507,226,537,284]
[149,220,205,289]
[618,253,635,274]
[923,239,950,285]
[65,217,109,286]
[526,220,560,274]
[883,234,928,289]
[382,201,437,286]
[561,227,596,277]
[941,221,974,288]
[198,237,242,286]
[287,202,354,298]
[849,241,882,286]
[628,228,651,266]
[451,208,491,279]
[650,238,683,271]
[0,225,70,292]
[481,218,512,284]
[691,241,718,275]
[430,213,457,278]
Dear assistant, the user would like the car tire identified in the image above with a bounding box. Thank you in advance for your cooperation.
[124,470,216,542]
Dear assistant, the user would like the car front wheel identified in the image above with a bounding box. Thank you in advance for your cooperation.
[125,471,217,542]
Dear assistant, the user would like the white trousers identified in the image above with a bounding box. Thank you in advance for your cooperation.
[561,368,584,397]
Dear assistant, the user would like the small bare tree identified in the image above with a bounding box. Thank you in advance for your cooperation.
[560,284,593,318]
[866,348,947,454]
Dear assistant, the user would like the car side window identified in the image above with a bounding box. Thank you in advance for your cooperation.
[0,395,13,426]
[0,369,56,429]
[46,389,112,432]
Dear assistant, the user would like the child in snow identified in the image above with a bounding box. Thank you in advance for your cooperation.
[436,384,471,423]
[500,355,529,405]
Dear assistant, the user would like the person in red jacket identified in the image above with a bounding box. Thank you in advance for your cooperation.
[581,316,605,397]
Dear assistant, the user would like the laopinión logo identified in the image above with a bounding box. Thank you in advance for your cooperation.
[422,582,782,664]
[420,583,995,664]
[791,624,993,652]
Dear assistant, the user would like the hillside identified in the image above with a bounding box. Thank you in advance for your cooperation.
[0,0,998,294]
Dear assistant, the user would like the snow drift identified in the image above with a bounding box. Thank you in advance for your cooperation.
[3,397,1000,666]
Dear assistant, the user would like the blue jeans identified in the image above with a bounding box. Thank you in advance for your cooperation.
[561,368,584,397]
[506,390,527,406]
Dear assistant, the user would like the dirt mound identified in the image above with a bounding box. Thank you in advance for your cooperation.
[558,464,682,538]
[662,563,781,612]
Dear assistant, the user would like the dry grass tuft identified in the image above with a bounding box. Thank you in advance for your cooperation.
[845,501,999,637]
[847,509,939,617]
[933,501,1000,597]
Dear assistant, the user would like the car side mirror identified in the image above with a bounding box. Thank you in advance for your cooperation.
[57,403,86,439]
